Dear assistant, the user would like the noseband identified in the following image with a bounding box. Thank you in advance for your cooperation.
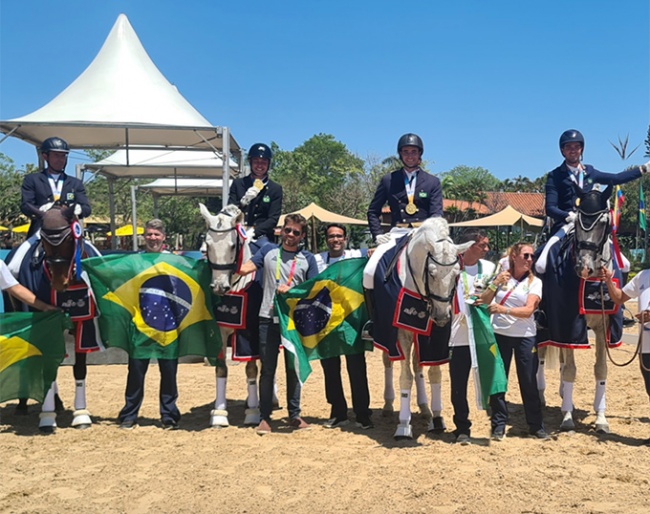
[206,210,244,273]
[40,220,83,281]
[406,237,459,311]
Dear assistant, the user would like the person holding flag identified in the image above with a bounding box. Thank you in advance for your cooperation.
[314,223,373,430]
[237,214,319,435]
[481,242,548,441]
[448,230,498,445]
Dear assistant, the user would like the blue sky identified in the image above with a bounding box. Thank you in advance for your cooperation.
[0,0,648,181]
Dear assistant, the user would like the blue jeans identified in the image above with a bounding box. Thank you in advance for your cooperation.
[258,318,301,421]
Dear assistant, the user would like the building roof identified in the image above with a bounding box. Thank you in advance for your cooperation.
[483,192,545,217]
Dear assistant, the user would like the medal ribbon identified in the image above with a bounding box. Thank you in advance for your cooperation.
[461,260,483,299]
[48,173,64,201]
[275,248,298,287]
[404,172,417,205]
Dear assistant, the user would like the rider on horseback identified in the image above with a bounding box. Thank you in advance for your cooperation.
[364,134,443,334]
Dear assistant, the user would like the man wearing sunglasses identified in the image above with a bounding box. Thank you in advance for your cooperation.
[314,224,373,430]
[229,143,283,252]
[238,214,319,434]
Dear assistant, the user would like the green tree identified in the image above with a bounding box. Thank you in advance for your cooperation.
[0,152,37,225]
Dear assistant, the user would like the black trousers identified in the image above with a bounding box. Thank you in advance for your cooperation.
[119,358,180,423]
[489,334,544,433]
[449,345,472,437]
[321,353,371,420]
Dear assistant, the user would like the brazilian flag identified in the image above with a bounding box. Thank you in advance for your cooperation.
[0,312,69,403]
[83,253,221,360]
[469,304,508,409]
[275,258,368,383]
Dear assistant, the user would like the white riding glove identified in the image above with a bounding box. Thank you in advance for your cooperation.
[39,202,54,212]
[641,161,650,174]
[240,186,261,207]
[376,233,391,245]
[565,211,577,224]
[247,228,257,241]
[74,204,82,216]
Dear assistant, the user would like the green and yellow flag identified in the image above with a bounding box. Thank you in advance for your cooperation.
[275,258,369,383]
[83,253,221,360]
[469,304,508,409]
[0,312,68,403]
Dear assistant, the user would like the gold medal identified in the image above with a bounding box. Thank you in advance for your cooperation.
[405,202,417,215]
[576,198,580,207]
[253,179,264,190]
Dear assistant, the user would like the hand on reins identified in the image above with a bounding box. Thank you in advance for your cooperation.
[598,267,613,283]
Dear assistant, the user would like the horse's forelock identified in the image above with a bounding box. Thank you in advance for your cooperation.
[417,217,450,247]
[42,207,70,230]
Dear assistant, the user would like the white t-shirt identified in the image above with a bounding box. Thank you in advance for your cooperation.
[0,260,19,290]
[622,269,650,353]
[314,248,366,273]
[450,259,496,347]
[490,275,543,338]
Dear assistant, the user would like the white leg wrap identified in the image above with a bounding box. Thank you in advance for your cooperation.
[415,371,427,406]
[398,389,412,425]
[52,381,59,395]
[210,409,229,428]
[430,382,442,413]
[594,380,606,413]
[244,407,261,426]
[74,380,86,411]
[561,381,574,413]
[214,377,227,411]
[246,379,259,409]
[559,365,565,398]
[42,384,56,413]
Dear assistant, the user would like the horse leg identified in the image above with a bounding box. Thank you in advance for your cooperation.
[592,317,609,434]
[560,349,576,431]
[211,362,230,428]
[427,365,446,433]
[244,360,261,426]
[52,380,64,412]
[413,352,431,419]
[382,352,395,416]
[536,346,547,408]
[394,331,414,440]
[39,383,57,434]
[71,352,92,429]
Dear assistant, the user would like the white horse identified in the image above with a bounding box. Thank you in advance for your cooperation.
[199,203,262,428]
[374,218,473,440]
[540,189,616,433]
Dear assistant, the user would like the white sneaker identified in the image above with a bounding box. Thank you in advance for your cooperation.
[323,417,350,429]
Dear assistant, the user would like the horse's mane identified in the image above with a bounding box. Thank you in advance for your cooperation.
[412,217,454,260]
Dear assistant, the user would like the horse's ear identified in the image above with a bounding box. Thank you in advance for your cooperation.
[454,240,475,255]
[199,203,214,226]
[61,205,75,222]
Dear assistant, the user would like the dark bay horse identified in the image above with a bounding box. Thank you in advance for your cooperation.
[7,205,101,433]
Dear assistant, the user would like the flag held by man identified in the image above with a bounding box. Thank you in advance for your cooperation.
[0,312,69,403]
[83,253,221,360]
[275,258,368,383]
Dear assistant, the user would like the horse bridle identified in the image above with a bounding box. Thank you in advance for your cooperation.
[406,237,459,311]
[205,210,244,274]
[575,207,610,264]
[40,222,81,281]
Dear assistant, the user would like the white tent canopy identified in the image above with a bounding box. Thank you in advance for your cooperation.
[139,178,228,196]
[85,149,239,179]
[0,14,239,153]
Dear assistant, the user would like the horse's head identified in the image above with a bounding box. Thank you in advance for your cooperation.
[405,218,474,326]
[40,204,79,292]
[574,188,611,279]
[199,203,246,295]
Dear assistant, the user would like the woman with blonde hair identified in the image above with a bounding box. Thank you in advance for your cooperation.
[480,242,548,441]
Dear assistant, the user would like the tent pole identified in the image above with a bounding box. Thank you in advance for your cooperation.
[131,185,138,251]
[109,178,117,250]
[153,194,159,218]
[222,127,231,210]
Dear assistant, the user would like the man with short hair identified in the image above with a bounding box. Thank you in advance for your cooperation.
[118,219,181,430]
[229,143,283,252]
[21,137,91,238]
[238,214,319,434]
[314,224,373,429]
[449,230,494,445]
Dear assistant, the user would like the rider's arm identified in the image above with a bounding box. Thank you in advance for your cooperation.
[20,174,44,219]
[73,180,92,218]
[545,172,570,224]
[253,183,283,238]
[429,176,443,217]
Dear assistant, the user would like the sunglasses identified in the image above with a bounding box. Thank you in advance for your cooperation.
[522,253,534,260]
[327,234,345,239]
[283,227,302,237]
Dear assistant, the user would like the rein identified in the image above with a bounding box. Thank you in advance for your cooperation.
[575,209,610,265]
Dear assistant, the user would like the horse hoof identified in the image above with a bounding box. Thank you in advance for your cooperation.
[560,412,575,431]
[595,423,610,434]
[244,408,261,426]
[72,410,92,429]
[39,412,57,434]
[394,424,413,440]
[39,425,56,435]
[428,416,446,433]
[210,409,229,428]
[382,403,394,417]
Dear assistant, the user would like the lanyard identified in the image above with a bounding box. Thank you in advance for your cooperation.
[48,174,64,201]
[498,279,520,306]
[275,248,298,287]
[403,172,417,203]
[461,260,482,298]
[568,164,584,189]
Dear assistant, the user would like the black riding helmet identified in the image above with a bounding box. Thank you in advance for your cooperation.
[559,129,584,150]
[397,133,424,155]
[248,143,273,166]
[41,137,70,154]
